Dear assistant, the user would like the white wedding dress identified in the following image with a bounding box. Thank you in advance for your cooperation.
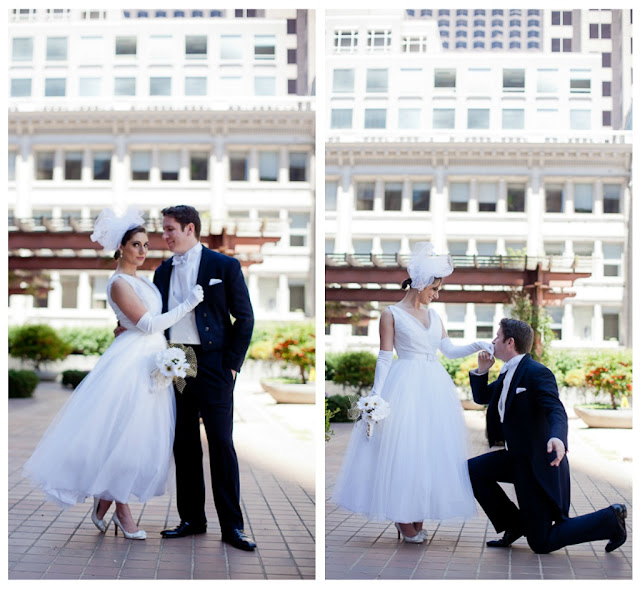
[24,273,176,508]
[332,306,477,523]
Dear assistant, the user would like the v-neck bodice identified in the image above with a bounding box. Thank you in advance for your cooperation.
[388,305,442,359]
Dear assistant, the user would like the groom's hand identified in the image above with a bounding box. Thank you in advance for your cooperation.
[477,350,495,374]
[547,437,566,467]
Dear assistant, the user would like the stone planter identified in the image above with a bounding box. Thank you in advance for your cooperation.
[574,405,632,429]
[260,378,315,404]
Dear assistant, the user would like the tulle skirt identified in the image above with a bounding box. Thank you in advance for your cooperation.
[24,330,176,509]
[332,357,477,523]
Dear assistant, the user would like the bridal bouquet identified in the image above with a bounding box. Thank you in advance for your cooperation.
[351,395,391,439]
[152,344,198,393]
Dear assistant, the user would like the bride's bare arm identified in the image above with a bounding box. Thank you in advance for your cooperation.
[379,307,395,352]
[110,278,148,324]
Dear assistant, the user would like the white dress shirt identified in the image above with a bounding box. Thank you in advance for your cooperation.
[168,242,203,344]
[496,354,526,423]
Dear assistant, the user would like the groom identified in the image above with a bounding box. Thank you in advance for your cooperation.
[155,205,256,551]
[467,318,627,554]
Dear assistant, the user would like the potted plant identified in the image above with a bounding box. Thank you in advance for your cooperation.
[9,324,72,381]
[260,322,316,403]
[575,352,632,428]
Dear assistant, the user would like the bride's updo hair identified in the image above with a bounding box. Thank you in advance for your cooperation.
[114,225,147,260]
[401,276,443,290]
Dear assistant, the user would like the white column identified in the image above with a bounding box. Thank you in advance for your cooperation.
[211,139,225,222]
[249,148,259,184]
[16,136,32,217]
[48,272,62,310]
[401,177,411,213]
[77,273,92,311]
[373,178,384,212]
[593,303,604,344]
[497,179,507,214]
[53,148,64,182]
[248,273,259,310]
[494,303,505,334]
[564,179,574,214]
[593,240,604,279]
[114,135,127,210]
[464,302,476,340]
[562,303,574,344]
[278,274,289,316]
[371,236,382,255]
[81,148,92,182]
[179,148,189,183]
[593,180,604,215]
[150,147,160,183]
[468,178,479,214]
[527,168,543,255]
[278,146,287,183]
[431,167,447,251]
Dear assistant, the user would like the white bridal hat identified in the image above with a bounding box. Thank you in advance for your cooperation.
[407,242,454,292]
[90,207,145,252]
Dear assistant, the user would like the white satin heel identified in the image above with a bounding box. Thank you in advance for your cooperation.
[91,497,108,533]
[394,522,424,543]
[112,513,146,540]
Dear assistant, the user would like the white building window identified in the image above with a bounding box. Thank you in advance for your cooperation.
[47,37,67,60]
[356,182,375,211]
[433,108,455,129]
[93,151,111,180]
[78,36,104,63]
[467,68,490,94]
[367,30,392,51]
[229,152,248,181]
[448,241,468,256]
[381,239,401,254]
[574,183,593,213]
[570,69,591,94]
[12,37,33,61]
[478,183,497,212]
[503,68,525,92]
[384,182,403,211]
[545,184,564,213]
[289,213,309,247]
[186,35,207,59]
[476,304,495,338]
[221,35,243,60]
[289,152,307,182]
[398,68,424,96]
[254,76,276,96]
[334,30,358,53]
[259,152,279,182]
[61,275,79,309]
[326,181,338,211]
[36,152,55,180]
[366,69,388,93]
[64,151,83,180]
[445,303,466,338]
[364,109,387,129]
[149,35,173,60]
[398,108,421,129]
[254,35,275,60]
[115,36,136,56]
[477,242,497,256]
[434,69,456,88]
[150,77,171,96]
[114,77,136,96]
[603,309,620,341]
[353,239,373,254]
[502,109,524,129]
[131,151,151,181]
[412,182,430,211]
[602,244,623,277]
[10,79,31,97]
[570,110,591,130]
[403,35,428,52]
[185,77,207,96]
[450,182,469,212]
[289,284,306,313]
[189,152,208,181]
[603,184,621,214]
[159,151,179,181]
[45,78,66,97]
[544,242,564,256]
[258,277,278,312]
[507,184,526,212]
[325,238,335,254]
[330,109,353,129]
[467,108,489,129]
[79,77,101,96]
[333,69,354,93]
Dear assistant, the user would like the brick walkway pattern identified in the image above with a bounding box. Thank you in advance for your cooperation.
[326,410,632,580]
[9,379,315,580]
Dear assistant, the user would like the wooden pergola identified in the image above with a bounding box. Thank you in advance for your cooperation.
[326,253,591,323]
[9,217,280,296]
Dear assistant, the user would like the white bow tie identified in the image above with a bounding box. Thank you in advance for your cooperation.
[172,253,188,266]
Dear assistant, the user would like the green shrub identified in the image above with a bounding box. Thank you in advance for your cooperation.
[61,370,89,389]
[325,352,340,381]
[57,327,114,356]
[9,324,72,370]
[247,339,275,361]
[332,350,377,395]
[8,369,40,398]
[326,394,356,422]
[439,355,464,381]
[325,398,338,441]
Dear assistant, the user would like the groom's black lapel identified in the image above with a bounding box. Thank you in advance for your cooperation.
[504,354,530,419]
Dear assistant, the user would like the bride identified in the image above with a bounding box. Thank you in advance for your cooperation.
[332,242,492,543]
[23,208,204,540]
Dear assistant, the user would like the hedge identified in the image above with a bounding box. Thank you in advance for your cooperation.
[9,369,40,398]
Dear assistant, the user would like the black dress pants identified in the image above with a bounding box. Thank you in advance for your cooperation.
[468,450,618,553]
[173,348,243,531]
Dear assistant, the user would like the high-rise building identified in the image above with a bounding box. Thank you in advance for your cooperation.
[325,9,631,351]
[9,9,316,327]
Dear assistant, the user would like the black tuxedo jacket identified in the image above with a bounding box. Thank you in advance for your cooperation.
[154,246,254,373]
[470,354,570,517]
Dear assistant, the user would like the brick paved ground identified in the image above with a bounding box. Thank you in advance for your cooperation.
[8,377,315,580]
[326,409,632,580]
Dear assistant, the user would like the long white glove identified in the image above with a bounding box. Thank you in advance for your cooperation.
[370,350,393,396]
[136,284,204,334]
[439,338,493,359]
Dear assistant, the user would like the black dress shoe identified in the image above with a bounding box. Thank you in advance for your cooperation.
[487,529,523,548]
[161,521,207,538]
[605,504,627,552]
[221,528,257,551]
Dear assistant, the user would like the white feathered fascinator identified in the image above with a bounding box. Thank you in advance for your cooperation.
[90,208,145,252]
[407,242,454,292]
